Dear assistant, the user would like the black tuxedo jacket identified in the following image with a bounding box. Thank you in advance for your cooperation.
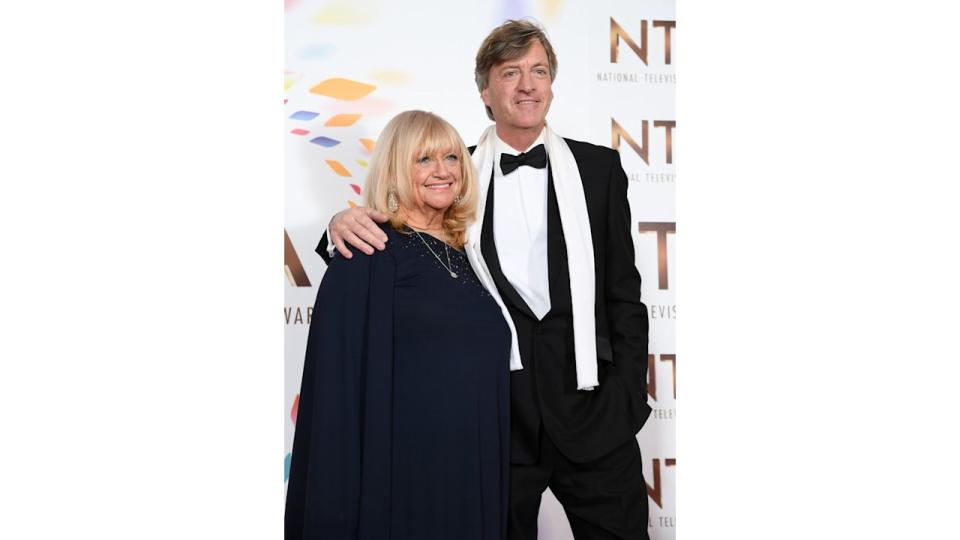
[472,138,651,464]
[318,138,651,464]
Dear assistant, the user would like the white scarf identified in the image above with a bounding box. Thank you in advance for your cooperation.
[465,125,599,391]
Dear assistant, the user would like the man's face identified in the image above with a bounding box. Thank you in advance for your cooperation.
[481,39,554,141]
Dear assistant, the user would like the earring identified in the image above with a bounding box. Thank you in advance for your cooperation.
[453,194,463,207]
[387,191,399,212]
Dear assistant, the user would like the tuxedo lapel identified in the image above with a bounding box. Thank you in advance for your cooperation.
[546,164,564,292]
[481,168,538,319]
[545,164,572,314]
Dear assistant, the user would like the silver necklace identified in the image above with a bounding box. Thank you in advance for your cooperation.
[409,227,457,278]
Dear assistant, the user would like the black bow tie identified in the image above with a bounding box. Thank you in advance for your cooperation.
[499,144,547,175]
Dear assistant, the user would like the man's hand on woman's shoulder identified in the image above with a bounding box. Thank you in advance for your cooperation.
[329,206,390,259]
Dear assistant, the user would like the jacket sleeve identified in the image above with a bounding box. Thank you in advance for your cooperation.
[315,230,333,266]
[604,149,653,430]
[285,248,396,539]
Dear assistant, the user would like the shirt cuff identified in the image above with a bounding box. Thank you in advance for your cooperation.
[326,226,336,258]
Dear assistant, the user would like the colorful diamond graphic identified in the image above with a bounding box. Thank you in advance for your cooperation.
[348,200,358,208]
[370,70,410,86]
[311,4,374,26]
[290,129,309,136]
[290,110,319,121]
[284,72,299,91]
[350,184,361,195]
[291,393,299,424]
[310,136,340,147]
[359,138,375,153]
[284,452,292,482]
[325,160,351,177]
[310,78,376,100]
[324,114,361,127]
[298,44,334,60]
[356,158,368,168]
[542,0,565,20]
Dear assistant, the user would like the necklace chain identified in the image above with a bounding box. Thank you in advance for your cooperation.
[409,227,458,278]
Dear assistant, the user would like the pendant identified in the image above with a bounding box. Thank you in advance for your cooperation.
[450,271,458,278]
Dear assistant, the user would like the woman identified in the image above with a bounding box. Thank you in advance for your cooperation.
[285,111,510,540]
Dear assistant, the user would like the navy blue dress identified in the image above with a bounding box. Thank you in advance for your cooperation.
[286,225,511,540]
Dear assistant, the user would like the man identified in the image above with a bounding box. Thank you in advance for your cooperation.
[320,20,652,540]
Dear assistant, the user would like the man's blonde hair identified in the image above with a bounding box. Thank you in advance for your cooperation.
[362,110,477,248]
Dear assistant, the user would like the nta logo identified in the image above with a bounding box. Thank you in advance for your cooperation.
[610,17,676,65]
[284,229,312,287]
[647,353,677,402]
[638,222,676,290]
[646,458,676,509]
[612,119,675,165]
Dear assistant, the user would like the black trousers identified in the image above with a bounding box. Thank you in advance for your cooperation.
[508,429,649,540]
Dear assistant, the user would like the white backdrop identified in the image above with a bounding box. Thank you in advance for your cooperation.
[284,0,676,537]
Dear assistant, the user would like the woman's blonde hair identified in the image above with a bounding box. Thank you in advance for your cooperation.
[362,110,477,248]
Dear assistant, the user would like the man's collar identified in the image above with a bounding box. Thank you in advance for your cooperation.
[493,131,545,179]
[494,129,545,158]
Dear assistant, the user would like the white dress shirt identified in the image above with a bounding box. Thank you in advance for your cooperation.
[492,132,551,320]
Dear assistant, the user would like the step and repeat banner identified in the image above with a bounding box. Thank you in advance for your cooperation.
[284,0,676,537]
